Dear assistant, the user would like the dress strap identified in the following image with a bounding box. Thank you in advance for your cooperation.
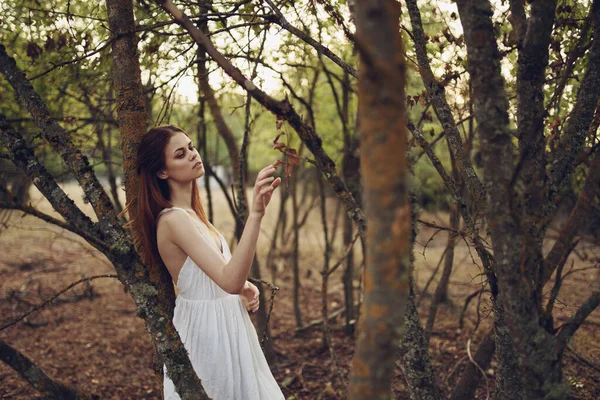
[156,206,188,221]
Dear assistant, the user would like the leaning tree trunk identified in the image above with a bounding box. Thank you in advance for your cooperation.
[348,0,410,398]
[105,0,208,397]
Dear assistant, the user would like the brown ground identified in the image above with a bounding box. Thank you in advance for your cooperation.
[1,183,599,399]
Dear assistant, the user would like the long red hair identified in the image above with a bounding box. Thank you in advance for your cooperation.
[129,125,215,267]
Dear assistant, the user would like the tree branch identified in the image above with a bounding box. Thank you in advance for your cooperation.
[0,275,118,332]
[0,117,102,244]
[0,199,109,253]
[0,43,124,247]
[155,0,366,241]
[0,340,93,399]
[515,0,557,232]
[556,286,600,346]
[543,149,600,283]
[405,0,486,208]
[455,0,561,396]
[547,0,600,218]
[262,0,357,77]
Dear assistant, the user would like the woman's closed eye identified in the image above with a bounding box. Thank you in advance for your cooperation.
[176,144,195,159]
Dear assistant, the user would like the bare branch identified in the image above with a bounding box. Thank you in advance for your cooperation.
[543,150,600,283]
[547,0,600,215]
[405,0,486,209]
[0,340,93,399]
[155,0,366,241]
[556,286,600,346]
[0,44,124,247]
[0,117,103,243]
[0,275,118,332]
[262,0,357,77]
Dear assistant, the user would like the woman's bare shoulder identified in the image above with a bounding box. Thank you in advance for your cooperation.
[156,209,193,237]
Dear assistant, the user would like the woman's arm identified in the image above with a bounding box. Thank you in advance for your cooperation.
[163,164,281,294]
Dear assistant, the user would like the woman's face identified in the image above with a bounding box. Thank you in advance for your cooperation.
[158,132,204,183]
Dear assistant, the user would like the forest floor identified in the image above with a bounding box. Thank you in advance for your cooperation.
[1,183,599,399]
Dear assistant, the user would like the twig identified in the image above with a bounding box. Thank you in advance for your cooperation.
[325,232,360,277]
[459,288,489,329]
[417,245,449,307]
[294,304,358,333]
[0,274,118,332]
[467,338,490,400]
[248,277,279,347]
[567,345,600,374]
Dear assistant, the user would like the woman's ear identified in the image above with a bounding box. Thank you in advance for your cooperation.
[157,170,168,180]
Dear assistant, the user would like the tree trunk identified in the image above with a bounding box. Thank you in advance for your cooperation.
[105,1,208,397]
[397,283,443,400]
[341,71,361,335]
[291,159,303,329]
[349,0,410,397]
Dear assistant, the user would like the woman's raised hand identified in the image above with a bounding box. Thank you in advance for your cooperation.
[251,163,282,218]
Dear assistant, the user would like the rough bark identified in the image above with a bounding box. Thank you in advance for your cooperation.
[516,0,557,194]
[493,299,524,400]
[155,0,366,242]
[105,0,208,398]
[341,72,361,334]
[106,0,148,200]
[348,0,410,397]
[0,341,93,400]
[398,284,443,400]
[515,0,558,306]
[456,0,564,397]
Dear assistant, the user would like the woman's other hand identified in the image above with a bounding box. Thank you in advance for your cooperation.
[240,281,260,313]
[250,163,281,218]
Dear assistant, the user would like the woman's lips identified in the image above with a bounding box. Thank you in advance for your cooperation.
[193,161,203,169]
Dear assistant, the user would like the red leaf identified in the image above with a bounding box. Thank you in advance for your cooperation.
[287,148,299,166]
[273,142,286,150]
[285,163,293,179]
[273,133,282,145]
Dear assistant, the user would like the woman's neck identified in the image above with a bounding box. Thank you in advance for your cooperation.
[168,181,194,210]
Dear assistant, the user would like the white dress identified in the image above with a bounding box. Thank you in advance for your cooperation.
[159,207,284,400]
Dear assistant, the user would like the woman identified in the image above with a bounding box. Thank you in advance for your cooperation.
[134,125,284,399]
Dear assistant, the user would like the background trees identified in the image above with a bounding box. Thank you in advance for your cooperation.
[1,0,599,399]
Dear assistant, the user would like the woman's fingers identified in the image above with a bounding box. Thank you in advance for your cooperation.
[255,176,275,191]
[247,298,259,312]
[271,177,282,189]
[259,185,275,198]
[256,165,276,182]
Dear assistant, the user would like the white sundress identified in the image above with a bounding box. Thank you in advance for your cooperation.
[159,207,284,400]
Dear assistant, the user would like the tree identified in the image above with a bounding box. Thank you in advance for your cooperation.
[348,0,410,398]
[2,0,599,398]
